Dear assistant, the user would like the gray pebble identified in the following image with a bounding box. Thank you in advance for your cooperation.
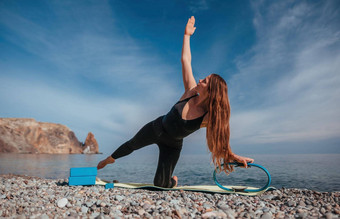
[170,199,180,205]
[138,208,145,215]
[202,211,217,218]
[16,214,25,219]
[262,207,269,212]
[216,210,227,218]
[327,213,336,219]
[225,209,236,218]
[262,195,274,200]
[95,213,106,219]
[239,212,246,217]
[1,175,339,219]
[157,206,165,212]
[260,212,272,219]
[85,201,95,207]
[203,203,213,208]
[248,211,256,218]
[143,203,152,210]
[81,206,88,213]
[298,211,308,218]
[288,200,296,207]
[57,198,68,208]
[114,209,123,216]
[91,212,100,218]
[217,202,229,211]
[41,214,49,219]
[115,195,124,202]
[299,200,306,207]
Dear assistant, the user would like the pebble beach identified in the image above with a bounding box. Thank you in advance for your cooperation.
[0,174,339,219]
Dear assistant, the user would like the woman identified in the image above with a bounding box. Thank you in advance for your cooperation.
[97,16,254,188]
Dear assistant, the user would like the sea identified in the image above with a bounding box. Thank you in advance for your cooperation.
[0,153,339,192]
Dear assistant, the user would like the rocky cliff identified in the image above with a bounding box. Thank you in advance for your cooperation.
[0,118,99,154]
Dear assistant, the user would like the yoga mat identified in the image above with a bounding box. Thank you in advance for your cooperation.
[95,178,275,196]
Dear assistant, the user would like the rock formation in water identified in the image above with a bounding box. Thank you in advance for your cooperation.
[82,132,99,154]
[0,118,99,154]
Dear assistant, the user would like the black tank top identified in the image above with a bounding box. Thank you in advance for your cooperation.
[162,93,207,140]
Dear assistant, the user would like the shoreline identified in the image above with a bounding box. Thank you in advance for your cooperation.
[0,174,339,218]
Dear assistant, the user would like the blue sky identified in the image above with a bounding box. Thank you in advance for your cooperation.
[1,0,339,155]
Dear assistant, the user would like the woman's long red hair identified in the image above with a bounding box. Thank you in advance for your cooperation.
[206,74,234,174]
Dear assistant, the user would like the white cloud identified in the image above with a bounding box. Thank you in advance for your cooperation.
[229,1,340,145]
[0,5,178,94]
[0,1,182,153]
[188,0,209,13]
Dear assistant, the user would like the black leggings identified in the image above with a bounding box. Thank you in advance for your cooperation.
[111,116,183,188]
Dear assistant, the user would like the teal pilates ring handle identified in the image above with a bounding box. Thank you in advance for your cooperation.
[213,162,271,193]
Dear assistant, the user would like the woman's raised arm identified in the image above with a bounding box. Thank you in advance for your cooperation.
[181,16,197,91]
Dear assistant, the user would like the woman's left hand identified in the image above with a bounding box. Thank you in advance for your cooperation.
[185,16,196,36]
[230,153,254,168]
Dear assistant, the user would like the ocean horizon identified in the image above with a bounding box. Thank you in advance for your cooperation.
[0,153,339,192]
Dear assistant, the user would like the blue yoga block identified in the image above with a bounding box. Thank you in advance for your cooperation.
[105,183,114,189]
[70,167,97,177]
[68,176,96,186]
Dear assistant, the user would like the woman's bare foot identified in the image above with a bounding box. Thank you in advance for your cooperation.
[172,176,178,187]
[97,156,115,170]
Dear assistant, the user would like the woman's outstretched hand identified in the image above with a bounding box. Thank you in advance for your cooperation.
[230,153,254,168]
[185,16,196,36]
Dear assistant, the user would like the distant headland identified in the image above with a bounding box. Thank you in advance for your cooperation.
[0,118,99,154]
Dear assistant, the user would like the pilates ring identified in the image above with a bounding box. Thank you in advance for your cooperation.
[213,162,271,193]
